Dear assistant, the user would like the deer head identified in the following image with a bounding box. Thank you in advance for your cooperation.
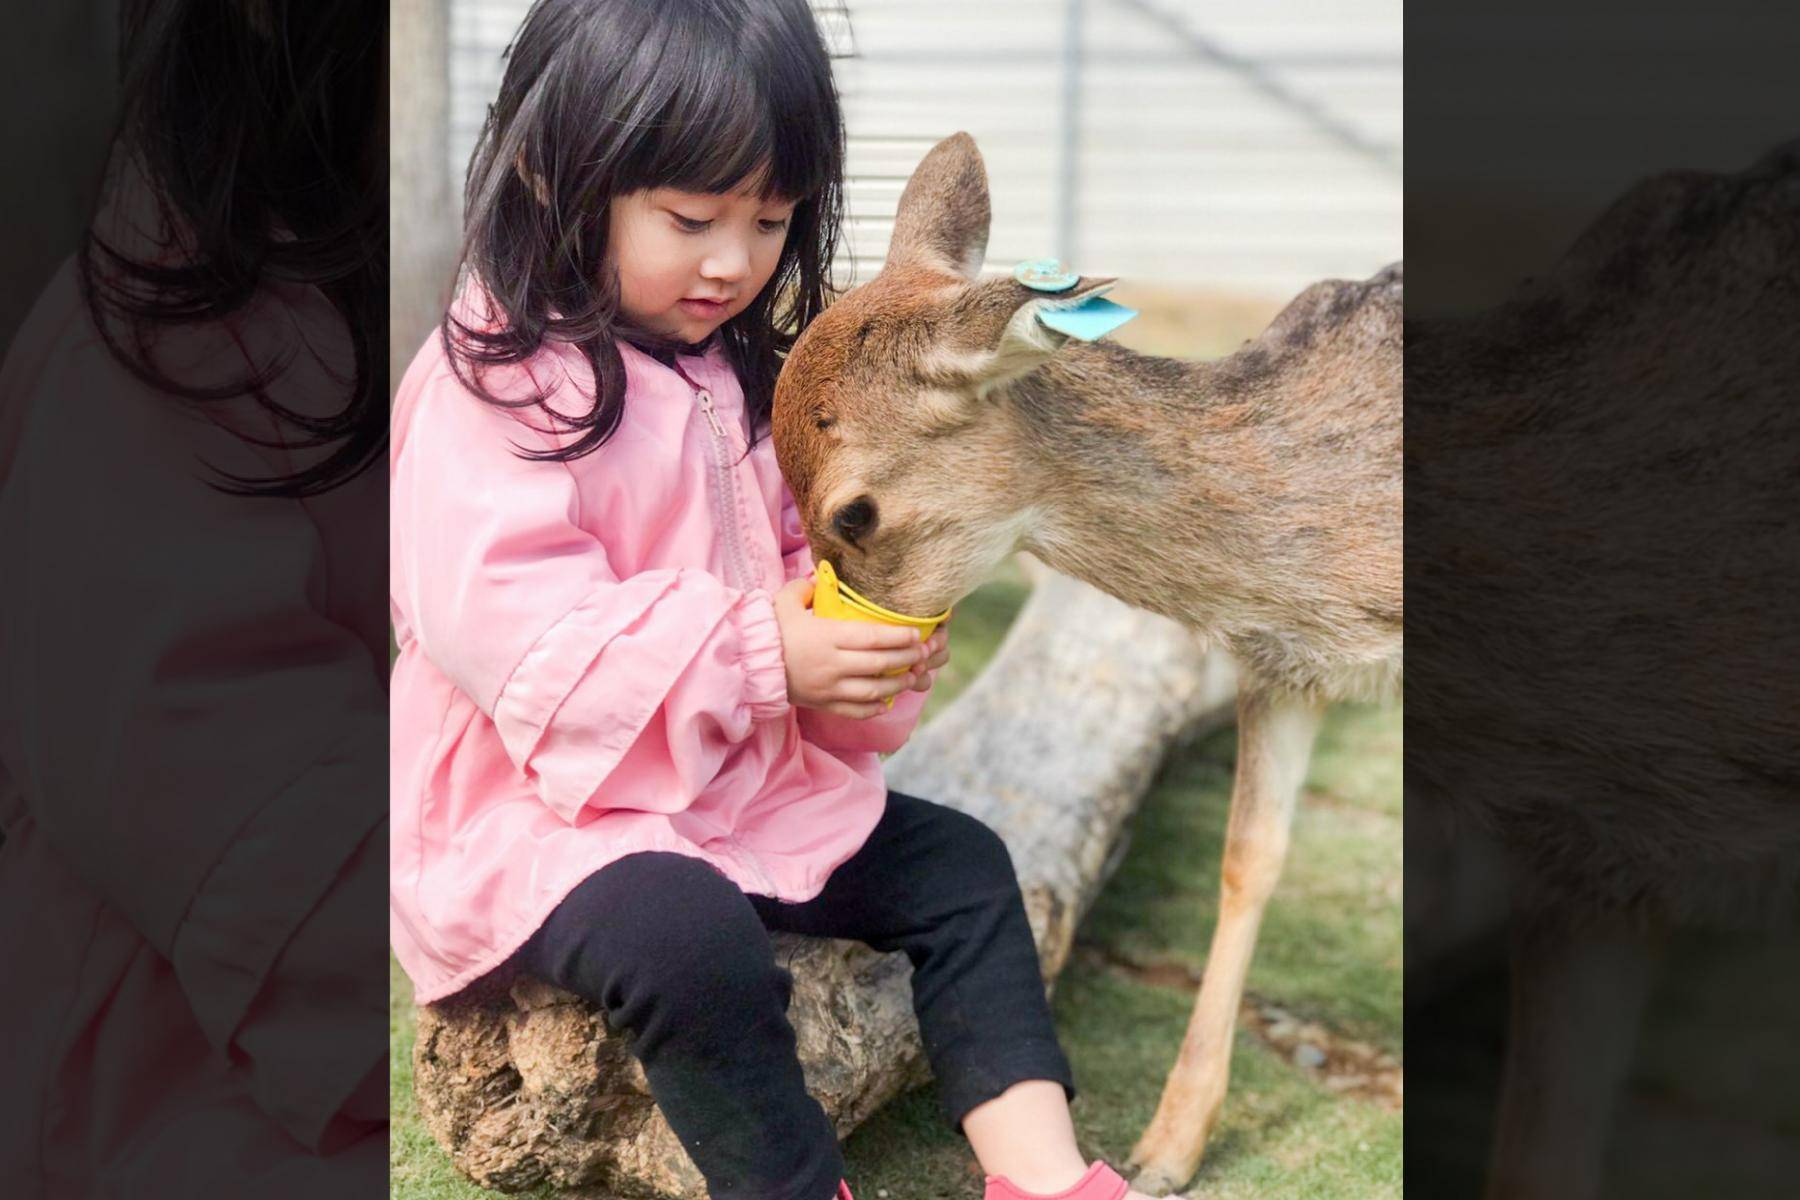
[772,132,1114,616]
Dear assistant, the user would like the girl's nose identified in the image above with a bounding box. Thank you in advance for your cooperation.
[700,240,751,283]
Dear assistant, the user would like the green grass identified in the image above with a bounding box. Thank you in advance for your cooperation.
[391,560,1402,1197]
[1079,711,1404,1052]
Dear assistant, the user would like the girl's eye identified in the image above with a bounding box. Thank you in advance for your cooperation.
[672,214,711,233]
[758,217,791,234]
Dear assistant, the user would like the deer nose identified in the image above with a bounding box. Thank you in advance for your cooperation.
[832,497,878,545]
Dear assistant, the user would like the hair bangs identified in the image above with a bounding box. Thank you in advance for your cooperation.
[622,11,837,202]
[628,71,775,198]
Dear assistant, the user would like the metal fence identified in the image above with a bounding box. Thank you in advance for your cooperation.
[447,0,1401,300]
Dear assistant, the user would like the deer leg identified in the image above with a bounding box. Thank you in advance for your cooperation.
[1484,911,1658,1200]
[1129,689,1322,1194]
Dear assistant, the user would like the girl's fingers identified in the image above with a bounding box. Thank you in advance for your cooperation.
[833,622,926,652]
[838,646,927,676]
[899,631,947,674]
[825,699,887,720]
[834,672,912,703]
[777,576,815,607]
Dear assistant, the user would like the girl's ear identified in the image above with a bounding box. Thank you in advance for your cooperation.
[513,152,552,207]
[882,132,991,280]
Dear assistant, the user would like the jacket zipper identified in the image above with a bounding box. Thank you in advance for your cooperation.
[677,364,779,896]
[691,384,758,594]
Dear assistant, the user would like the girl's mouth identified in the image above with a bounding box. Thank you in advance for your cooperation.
[678,297,730,319]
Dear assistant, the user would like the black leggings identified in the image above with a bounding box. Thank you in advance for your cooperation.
[513,790,1077,1200]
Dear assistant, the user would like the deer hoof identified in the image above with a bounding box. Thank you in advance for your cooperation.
[1127,1158,1193,1197]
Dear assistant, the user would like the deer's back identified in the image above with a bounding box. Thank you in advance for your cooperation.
[1076,267,1403,699]
[1408,147,1800,923]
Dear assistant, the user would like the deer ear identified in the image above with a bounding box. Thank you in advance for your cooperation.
[884,132,991,280]
[954,275,1122,395]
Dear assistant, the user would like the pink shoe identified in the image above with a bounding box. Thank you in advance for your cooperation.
[983,1161,1130,1200]
[837,1182,855,1200]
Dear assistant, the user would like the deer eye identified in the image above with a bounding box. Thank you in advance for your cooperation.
[832,497,877,545]
[815,414,834,431]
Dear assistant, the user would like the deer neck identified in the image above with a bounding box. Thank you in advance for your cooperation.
[996,339,1312,630]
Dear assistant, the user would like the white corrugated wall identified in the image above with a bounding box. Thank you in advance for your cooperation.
[448,0,1401,301]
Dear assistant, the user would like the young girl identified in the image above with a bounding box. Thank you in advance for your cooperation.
[390,3,1147,1198]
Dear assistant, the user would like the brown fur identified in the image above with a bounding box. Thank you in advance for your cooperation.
[775,157,1400,697]
[1411,144,1800,1196]
[1409,143,1800,927]
[1404,141,1800,1194]
[771,133,1402,1191]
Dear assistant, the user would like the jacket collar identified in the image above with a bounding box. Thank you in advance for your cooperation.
[619,329,719,366]
[616,333,731,393]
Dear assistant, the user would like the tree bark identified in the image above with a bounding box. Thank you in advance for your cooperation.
[411,570,1238,1196]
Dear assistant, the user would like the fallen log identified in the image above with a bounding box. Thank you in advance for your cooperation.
[410,569,1238,1196]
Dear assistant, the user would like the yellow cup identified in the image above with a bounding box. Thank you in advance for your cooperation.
[810,560,952,706]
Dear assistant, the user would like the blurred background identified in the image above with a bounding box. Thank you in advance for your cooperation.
[394,0,1401,376]
[0,6,119,355]
[390,3,1402,1198]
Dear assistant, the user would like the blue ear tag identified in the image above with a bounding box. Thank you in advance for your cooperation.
[1012,258,1080,292]
[1037,296,1138,341]
[1013,257,1137,341]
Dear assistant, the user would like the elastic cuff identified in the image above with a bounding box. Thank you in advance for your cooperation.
[733,589,791,722]
[934,1037,1078,1133]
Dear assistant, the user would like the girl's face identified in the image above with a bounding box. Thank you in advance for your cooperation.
[608,182,799,344]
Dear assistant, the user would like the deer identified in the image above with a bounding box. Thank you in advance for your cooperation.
[1405,141,1800,1198]
[770,132,1402,1193]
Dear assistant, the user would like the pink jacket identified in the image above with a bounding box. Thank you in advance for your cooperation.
[2,258,385,1193]
[389,324,929,1004]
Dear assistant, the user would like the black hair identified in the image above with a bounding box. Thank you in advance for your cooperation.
[446,0,846,461]
[76,0,387,498]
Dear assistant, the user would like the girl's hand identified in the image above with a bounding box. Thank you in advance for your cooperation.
[772,577,937,719]
[905,623,950,692]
